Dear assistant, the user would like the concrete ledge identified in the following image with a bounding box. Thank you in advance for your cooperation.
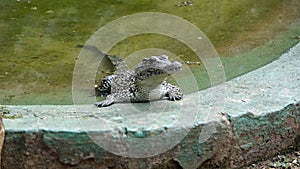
[1,43,300,168]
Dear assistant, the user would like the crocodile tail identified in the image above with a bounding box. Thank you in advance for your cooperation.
[80,45,129,73]
[107,55,129,73]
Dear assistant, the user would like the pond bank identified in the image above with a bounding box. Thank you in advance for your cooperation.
[1,42,299,168]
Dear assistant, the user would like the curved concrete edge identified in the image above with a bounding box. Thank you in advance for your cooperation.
[1,42,299,168]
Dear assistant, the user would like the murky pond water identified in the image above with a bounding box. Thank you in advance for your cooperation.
[0,0,299,105]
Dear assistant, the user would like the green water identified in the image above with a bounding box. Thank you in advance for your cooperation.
[0,0,299,105]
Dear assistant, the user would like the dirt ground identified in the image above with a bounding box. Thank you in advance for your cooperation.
[244,149,300,169]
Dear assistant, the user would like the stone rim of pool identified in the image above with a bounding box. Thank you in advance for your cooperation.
[1,42,299,168]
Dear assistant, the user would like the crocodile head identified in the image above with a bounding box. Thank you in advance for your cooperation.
[134,55,182,88]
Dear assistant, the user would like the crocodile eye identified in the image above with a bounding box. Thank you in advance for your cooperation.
[148,68,154,72]
[140,72,145,76]
[161,55,168,60]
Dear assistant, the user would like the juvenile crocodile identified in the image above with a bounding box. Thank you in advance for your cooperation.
[94,52,183,107]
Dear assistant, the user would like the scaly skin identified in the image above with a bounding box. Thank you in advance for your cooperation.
[95,55,183,107]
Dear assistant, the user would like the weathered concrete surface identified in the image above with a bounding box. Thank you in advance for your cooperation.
[1,43,300,168]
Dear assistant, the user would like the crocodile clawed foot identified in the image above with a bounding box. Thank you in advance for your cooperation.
[95,100,114,107]
[166,92,183,101]
[167,95,182,101]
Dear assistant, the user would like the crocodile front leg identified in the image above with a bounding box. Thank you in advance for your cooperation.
[162,82,183,101]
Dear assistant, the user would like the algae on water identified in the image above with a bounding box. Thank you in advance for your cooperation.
[0,0,299,105]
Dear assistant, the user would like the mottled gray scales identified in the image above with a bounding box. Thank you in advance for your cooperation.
[94,53,183,107]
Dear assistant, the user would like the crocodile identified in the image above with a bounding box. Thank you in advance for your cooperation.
[82,45,183,107]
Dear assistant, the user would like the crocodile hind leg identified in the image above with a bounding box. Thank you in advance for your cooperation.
[95,92,132,107]
[95,94,115,107]
[162,82,183,101]
[95,75,116,97]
